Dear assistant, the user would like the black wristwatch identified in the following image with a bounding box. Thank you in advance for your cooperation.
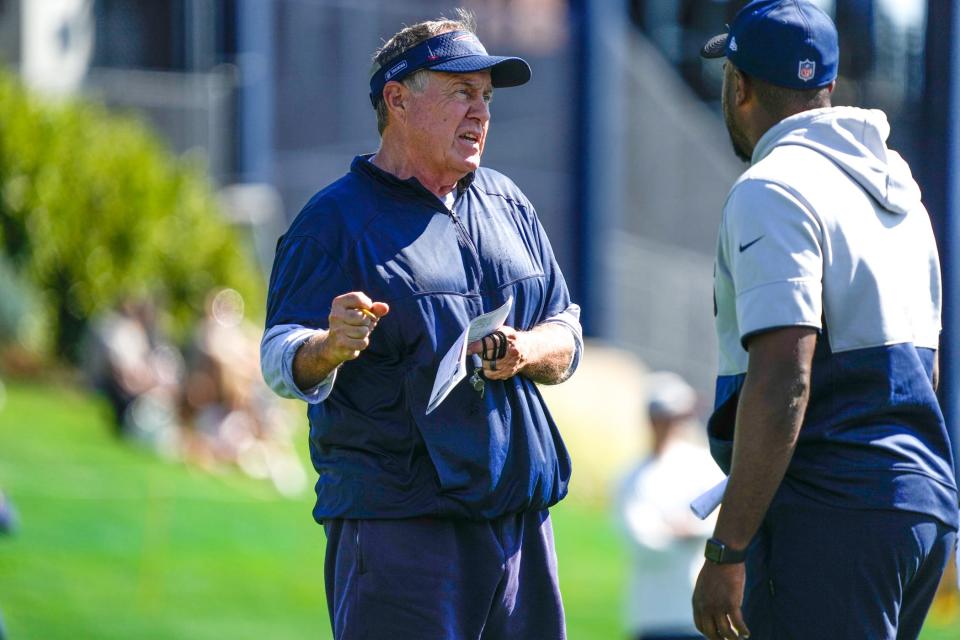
[704,537,747,564]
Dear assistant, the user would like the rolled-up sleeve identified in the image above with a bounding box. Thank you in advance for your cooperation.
[542,303,583,382]
[525,198,583,384]
[260,323,336,404]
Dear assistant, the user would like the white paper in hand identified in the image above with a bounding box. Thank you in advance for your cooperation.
[426,296,513,415]
[690,477,728,520]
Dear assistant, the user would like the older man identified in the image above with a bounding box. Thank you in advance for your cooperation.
[691,2,958,640]
[260,10,581,640]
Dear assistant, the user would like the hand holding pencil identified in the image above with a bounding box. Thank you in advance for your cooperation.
[324,291,390,364]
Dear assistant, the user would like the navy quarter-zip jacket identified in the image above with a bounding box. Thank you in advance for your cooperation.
[266,156,575,521]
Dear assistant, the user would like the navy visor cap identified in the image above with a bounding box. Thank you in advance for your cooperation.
[700,0,838,90]
[370,30,531,106]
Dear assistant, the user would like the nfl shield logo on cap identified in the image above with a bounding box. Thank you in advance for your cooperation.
[700,0,838,89]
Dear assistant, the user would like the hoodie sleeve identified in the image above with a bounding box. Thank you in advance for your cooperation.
[722,178,824,345]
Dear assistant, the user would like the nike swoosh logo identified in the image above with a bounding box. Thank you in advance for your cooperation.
[739,235,765,253]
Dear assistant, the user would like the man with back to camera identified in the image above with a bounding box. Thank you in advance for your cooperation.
[259,9,583,640]
[691,1,959,639]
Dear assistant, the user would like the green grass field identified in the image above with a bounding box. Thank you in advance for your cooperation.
[0,382,956,638]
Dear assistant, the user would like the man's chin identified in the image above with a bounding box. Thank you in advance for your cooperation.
[452,155,482,174]
[723,113,751,163]
[732,145,751,163]
[728,133,751,163]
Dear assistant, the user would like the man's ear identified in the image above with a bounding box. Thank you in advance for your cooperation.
[382,82,407,123]
[733,68,751,107]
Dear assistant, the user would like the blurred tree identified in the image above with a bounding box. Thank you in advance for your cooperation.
[0,254,37,347]
[0,70,263,362]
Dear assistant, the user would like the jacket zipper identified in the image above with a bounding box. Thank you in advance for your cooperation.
[447,207,483,281]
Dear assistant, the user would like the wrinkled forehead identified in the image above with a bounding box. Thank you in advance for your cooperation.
[429,69,494,90]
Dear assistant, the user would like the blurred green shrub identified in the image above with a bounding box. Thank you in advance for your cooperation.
[0,253,39,347]
[0,70,263,361]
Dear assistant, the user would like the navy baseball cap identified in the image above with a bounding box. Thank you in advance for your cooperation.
[369,30,531,107]
[700,0,838,89]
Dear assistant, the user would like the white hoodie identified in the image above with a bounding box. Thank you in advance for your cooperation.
[714,106,941,377]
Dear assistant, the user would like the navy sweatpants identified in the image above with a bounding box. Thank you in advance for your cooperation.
[323,510,565,640]
[743,490,956,639]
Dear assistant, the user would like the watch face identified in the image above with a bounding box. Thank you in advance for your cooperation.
[705,539,724,563]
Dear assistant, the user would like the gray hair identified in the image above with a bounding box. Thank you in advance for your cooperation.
[370,9,477,135]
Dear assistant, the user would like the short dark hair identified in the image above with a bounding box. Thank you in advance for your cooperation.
[743,69,832,118]
[370,9,477,135]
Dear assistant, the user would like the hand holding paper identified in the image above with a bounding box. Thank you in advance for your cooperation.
[426,297,513,415]
[467,325,527,381]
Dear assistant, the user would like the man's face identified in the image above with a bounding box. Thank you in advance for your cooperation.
[405,70,493,180]
[722,62,752,163]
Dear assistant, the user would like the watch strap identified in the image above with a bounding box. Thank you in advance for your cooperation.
[704,537,747,564]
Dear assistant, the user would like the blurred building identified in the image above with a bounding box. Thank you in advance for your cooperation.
[0,0,955,435]
[0,0,579,299]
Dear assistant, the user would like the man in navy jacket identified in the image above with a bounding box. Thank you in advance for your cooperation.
[261,11,582,640]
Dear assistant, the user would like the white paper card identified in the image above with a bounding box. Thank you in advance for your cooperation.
[690,477,728,520]
[426,296,513,415]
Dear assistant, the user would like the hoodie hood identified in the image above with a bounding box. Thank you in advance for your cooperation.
[752,107,921,215]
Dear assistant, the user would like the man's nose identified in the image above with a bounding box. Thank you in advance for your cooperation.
[470,95,490,122]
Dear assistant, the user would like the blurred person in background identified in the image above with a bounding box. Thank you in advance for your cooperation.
[84,296,184,450]
[183,288,306,496]
[260,9,582,639]
[616,372,720,640]
[183,287,262,462]
[692,2,958,639]
[83,289,306,495]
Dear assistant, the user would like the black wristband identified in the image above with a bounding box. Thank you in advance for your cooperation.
[492,330,508,359]
[481,335,494,361]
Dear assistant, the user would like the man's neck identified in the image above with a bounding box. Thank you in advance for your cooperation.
[747,102,833,159]
[372,138,460,199]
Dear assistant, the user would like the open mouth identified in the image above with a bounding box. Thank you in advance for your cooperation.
[459,132,481,145]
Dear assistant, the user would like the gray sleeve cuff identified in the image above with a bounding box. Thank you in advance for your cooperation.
[260,323,336,404]
[542,303,584,383]
[736,279,822,345]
